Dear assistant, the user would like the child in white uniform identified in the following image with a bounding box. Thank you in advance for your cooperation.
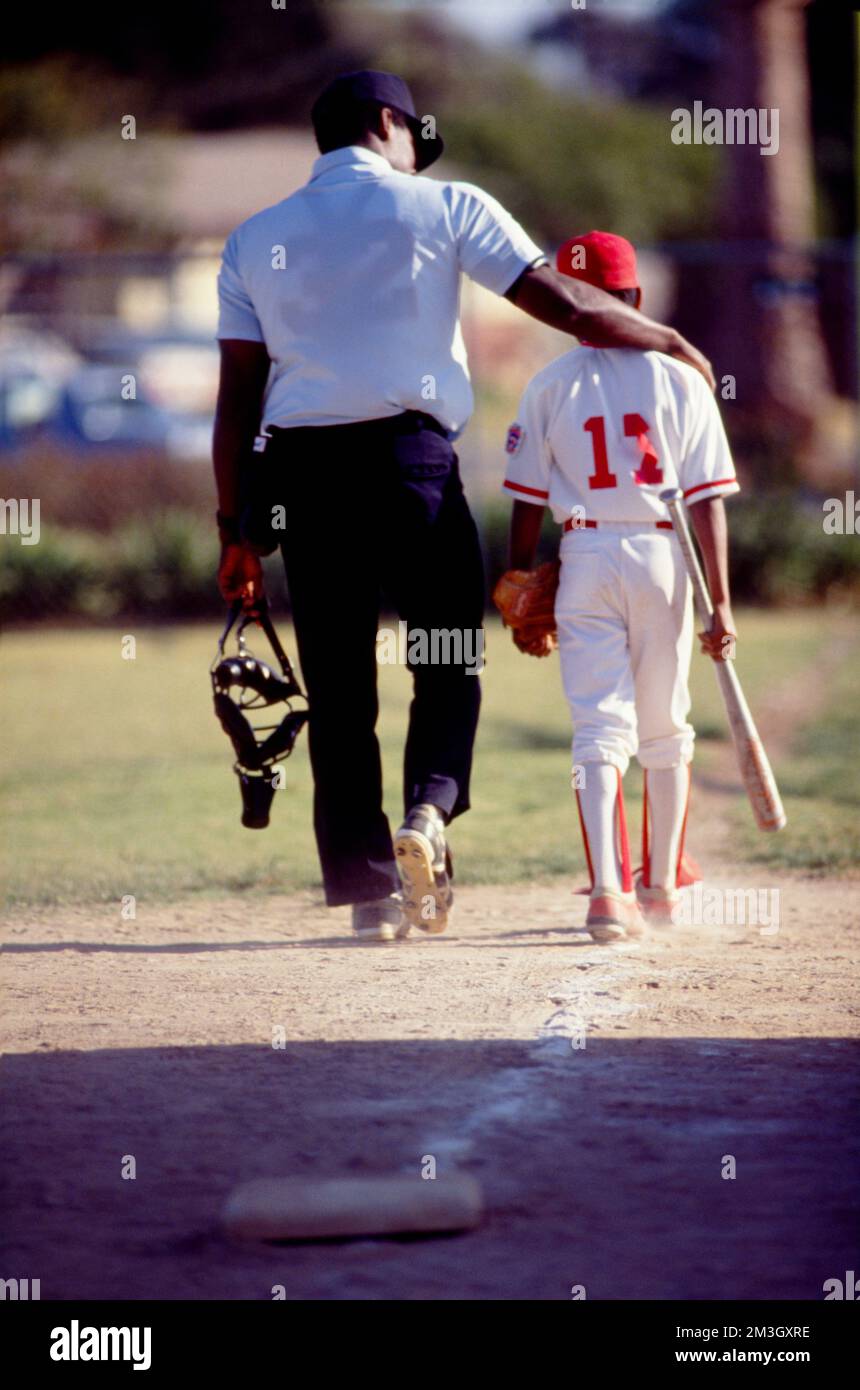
[501,231,739,942]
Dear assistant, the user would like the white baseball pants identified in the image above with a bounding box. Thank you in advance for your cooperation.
[556,524,695,774]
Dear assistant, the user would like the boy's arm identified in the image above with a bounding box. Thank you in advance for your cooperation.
[688,496,736,660]
[495,501,556,658]
[508,499,545,569]
[496,379,557,656]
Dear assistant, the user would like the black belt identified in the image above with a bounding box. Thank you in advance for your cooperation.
[268,409,447,440]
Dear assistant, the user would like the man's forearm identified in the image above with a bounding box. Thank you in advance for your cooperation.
[509,264,676,351]
[506,265,714,388]
[212,340,271,523]
[213,405,255,520]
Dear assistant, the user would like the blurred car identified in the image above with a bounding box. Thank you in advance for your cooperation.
[0,323,81,447]
[52,365,174,449]
[0,318,219,459]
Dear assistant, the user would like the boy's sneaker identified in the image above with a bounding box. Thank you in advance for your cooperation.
[585,888,646,944]
[352,894,405,942]
[394,804,453,935]
[636,884,681,926]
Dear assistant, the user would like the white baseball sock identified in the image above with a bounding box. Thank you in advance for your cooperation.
[644,765,690,891]
[576,762,624,895]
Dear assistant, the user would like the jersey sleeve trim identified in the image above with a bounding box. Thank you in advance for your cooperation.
[683,477,740,501]
[503,479,550,500]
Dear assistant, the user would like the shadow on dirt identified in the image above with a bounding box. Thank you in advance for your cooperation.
[2,1036,858,1300]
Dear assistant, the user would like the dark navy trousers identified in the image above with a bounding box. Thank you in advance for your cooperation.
[250,411,484,907]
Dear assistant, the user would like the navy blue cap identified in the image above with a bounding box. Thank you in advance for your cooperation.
[311,70,444,172]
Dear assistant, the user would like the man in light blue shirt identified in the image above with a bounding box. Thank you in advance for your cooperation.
[217,146,547,432]
[214,70,713,942]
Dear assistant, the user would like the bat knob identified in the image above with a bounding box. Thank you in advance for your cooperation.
[659,487,683,503]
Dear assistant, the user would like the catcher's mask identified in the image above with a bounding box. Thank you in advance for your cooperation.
[211,600,308,829]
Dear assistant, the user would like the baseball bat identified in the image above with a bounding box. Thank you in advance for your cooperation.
[660,487,787,832]
[223,1174,483,1242]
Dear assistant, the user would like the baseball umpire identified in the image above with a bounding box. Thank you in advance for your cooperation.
[213,69,714,942]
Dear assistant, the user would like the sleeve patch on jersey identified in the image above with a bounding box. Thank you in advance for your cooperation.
[505,423,524,455]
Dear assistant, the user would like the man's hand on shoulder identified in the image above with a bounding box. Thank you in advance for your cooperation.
[507,264,715,392]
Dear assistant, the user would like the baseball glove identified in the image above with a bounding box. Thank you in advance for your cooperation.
[492,559,560,658]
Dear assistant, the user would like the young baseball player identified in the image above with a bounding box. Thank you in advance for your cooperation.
[498,231,739,942]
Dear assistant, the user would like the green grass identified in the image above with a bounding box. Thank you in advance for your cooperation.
[0,611,855,908]
[731,631,860,874]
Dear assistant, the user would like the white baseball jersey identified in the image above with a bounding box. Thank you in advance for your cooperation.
[502,347,739,523]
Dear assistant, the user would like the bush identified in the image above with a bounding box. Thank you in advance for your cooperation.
[104,512,219,618]
[728,494,860,605]
[0,512,221,623]
[478,494,860,607]
[0,527,105,620]
[2,495,858,625]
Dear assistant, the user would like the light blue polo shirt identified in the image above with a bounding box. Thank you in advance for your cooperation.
[217,146,545,434]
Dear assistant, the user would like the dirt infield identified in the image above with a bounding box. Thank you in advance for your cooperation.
[2,854,858,1299]
[3,654,858,1301]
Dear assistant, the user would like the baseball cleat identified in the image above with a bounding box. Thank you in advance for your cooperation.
[636,884,681,926]
[394,803,453,935]
[585,888,645,944]
[352,894,405,943]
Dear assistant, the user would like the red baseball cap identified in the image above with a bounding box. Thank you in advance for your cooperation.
[556,230,639,291]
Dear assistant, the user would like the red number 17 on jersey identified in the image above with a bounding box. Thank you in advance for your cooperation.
[583,414,663,489]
